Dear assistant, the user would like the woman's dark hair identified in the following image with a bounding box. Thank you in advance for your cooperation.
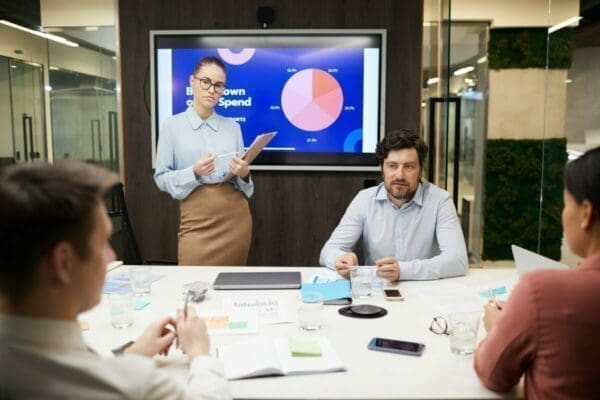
[192,56,227,76]
[375,129,428,168]
[564,146,600,213]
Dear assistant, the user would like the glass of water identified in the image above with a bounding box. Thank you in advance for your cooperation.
[448,312,481,355]
[108,293,134,328]
[298,292,324,331]
[350,267,372,298]
[129,266,152,296]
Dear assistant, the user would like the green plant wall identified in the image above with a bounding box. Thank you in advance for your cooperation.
[488,28,574,69]
[483,138,567,260]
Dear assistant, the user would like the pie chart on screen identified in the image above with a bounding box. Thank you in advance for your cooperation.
[281,69,344,132]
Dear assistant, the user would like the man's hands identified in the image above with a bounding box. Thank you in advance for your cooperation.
[334,252,358,278]
[375,257,400,282]
[193,154,216,177]
[229,156,249,179]
[334,254,401,282]
[124,306,210,362]
[125,316,177,357]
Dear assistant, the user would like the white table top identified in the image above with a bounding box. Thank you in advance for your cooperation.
[83,266,523,399]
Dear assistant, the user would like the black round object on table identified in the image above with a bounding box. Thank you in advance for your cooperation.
[338,304,387,319]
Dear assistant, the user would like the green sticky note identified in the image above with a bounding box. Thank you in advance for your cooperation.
[228,321,248,329]
[288,338,322,357]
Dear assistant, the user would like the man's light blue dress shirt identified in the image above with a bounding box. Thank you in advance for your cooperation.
[319,181,468,280]
[154,107,254,200]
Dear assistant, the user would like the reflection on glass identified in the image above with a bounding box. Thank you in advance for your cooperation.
[50,68,118,170]
[0,57,47,165]
[47,26,119,172]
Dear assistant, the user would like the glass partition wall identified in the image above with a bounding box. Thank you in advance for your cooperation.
[423,0,590,266]
[0,56,47,165]
[47,26,120,172]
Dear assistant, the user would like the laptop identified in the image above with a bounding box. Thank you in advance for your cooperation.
[213,271,302,290]
[511,244,569,276]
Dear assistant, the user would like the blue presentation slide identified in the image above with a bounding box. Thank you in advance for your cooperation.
[159,47,378,153]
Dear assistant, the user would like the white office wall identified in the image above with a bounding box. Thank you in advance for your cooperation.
[48,41,116,80]
[41,0,115,27]
[450,0,580,27]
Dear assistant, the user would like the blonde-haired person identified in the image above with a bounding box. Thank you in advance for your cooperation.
[154,56,252,266]
[474,147,600,399]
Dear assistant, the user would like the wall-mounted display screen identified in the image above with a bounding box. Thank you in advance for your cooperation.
[150,30,386,170]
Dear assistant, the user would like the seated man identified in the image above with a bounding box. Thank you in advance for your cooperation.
[0,161,231,399]
[320,129,468,281]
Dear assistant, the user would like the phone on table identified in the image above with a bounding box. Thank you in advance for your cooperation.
[367,337,425,356]
[383,289,404,301]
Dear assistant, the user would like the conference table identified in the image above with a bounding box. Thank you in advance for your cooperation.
[83,266,523,399]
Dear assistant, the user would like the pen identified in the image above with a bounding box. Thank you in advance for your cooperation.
[177,291,190,349]
[184,290,189,318]
[216,151,238,158]
[488,288,501,309]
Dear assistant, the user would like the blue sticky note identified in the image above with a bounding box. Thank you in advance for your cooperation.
[133,298,150,310]
[479,286,508,298]
[301,280,351,302]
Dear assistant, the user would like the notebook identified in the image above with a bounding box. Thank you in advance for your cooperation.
[213,271,301,290]
[217,336,345,380]
[301,280,352,305]
[511,244,569,276]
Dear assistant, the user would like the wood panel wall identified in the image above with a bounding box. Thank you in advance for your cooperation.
[118,0,423,266]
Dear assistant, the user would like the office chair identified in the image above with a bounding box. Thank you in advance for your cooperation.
[105,182,177,265]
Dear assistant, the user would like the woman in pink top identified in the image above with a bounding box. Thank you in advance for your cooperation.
[474,146,600,400]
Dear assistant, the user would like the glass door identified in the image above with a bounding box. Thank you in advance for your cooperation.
[9,58,47,163]
[0,56,47,165]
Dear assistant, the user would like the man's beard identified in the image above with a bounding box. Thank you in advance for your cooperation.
[386,181,417,202]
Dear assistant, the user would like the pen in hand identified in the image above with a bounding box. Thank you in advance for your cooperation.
[176,291,191,349]
[488,288,502,310]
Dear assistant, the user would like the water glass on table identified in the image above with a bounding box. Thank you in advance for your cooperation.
[298,292,324,331]
[108,292,134,328]
[350,267,372,299]
[129,266,152,296]
[448,312,481,355]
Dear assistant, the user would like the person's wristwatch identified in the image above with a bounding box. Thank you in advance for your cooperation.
[112,340,135,356]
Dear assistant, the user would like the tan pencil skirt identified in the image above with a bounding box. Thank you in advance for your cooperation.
[178,183,252,266]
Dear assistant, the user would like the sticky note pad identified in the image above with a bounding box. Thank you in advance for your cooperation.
[78,319,89,331]
[209,316,229,329]
[288,338,322,357]
[133,298,150,310]
[228,321,248,329]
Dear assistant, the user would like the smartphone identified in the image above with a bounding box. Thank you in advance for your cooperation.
[383,289,404,301]
[368,337,425,356]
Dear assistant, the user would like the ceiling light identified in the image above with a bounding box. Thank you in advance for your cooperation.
[477,56,487,64]
[565,79,573,84]
[85,26,99,31]
[453,66,474,76]
[548,16,582,34]
[427,77,439,85]
[0,20,79,47]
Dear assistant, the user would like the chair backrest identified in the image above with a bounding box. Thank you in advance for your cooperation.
[105,182,143,265]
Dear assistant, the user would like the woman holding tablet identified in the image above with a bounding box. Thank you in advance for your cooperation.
[154,56,253,266]
[475,147,600,399]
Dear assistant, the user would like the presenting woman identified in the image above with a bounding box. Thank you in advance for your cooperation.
[474,147,600,399]
[154,56,253,266]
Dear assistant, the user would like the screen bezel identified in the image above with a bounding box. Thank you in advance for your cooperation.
[149,29,387,171]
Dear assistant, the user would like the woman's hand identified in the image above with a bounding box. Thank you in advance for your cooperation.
[229,156,249,179]
[193,154,216,177]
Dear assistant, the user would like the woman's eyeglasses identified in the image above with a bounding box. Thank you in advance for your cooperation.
[429,316,449,335]
[193,76,226,93]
